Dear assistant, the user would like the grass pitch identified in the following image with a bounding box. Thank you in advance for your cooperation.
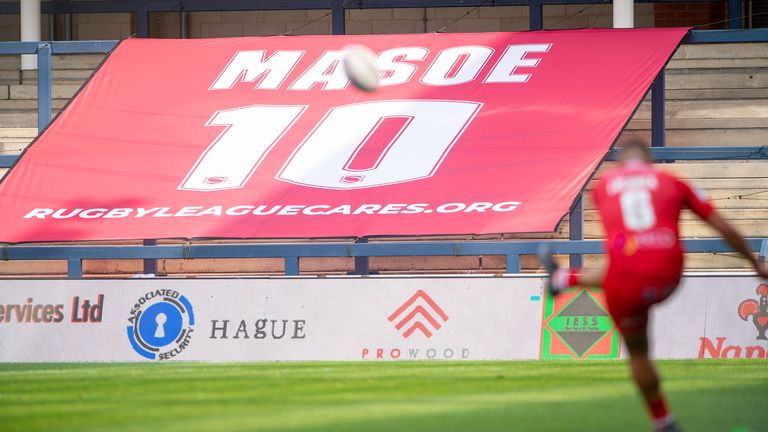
[0,360,765,432]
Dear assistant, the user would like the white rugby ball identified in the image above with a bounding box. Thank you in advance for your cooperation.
[343,44,380,92]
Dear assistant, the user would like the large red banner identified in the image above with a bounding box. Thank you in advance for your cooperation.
[0,29,687,242]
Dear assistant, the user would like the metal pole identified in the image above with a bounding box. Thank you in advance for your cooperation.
[651,70,665,147]
[180,11,188,38]
[505,254,521,273]
[64,13,72,41]
[20,0,41,70]
[331,0,345,35]
[728,0,743,29]
[36,42,52,132]
[529,0,543,30]
[353,237,370,275]
[143,239,157,274]
[47,13,55,41]
[569,194,583,269]
[613,0,634,28]
[67,258,83,279]
[285,257,300,276]
[136,1,150,37]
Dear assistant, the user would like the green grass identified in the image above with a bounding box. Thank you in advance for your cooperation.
[0,361,766,432]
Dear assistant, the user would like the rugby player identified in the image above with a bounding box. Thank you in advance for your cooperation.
[540,138,768,432]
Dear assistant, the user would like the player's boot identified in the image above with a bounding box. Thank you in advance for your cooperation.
[538,245,567,296]
[654,418,682,432]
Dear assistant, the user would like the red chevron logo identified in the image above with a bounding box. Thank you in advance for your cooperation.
[388,290,449,339]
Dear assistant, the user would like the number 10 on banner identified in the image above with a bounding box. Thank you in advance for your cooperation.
[179,100,482,191]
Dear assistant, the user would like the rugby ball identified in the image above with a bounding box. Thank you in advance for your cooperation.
[343,44,380,92]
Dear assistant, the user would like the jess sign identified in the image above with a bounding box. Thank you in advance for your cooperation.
[0,29,687,242]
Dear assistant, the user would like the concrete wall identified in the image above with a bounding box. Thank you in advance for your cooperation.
[177,6,655,37]
[655,3,727,30]
[0,14,50,41]
[73,13,134,40]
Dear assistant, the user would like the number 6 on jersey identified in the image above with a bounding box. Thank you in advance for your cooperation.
[619,189,657,231]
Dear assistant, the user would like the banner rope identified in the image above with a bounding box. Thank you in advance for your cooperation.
[692,11,768,29]
[550,4,596,28]
[435,0,493,33]
[282,0,361,36]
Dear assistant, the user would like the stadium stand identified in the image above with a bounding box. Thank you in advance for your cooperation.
[0,3,765,278]
[0,39,766,277]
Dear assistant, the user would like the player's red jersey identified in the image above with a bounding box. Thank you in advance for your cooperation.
[592,160,715,276]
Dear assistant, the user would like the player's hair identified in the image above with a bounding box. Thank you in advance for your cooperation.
[619,137,653,162]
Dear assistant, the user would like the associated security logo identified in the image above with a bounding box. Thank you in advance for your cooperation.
[541,288,621,360]
[388,290,449,338]
[127,289,195,360]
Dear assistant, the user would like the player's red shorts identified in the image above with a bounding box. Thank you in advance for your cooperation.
[603,262,683,334]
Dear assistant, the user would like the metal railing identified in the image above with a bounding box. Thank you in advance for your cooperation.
[0,41,117,132]
[0,0,751,36]
[0,27,766,278]
[2,239,766,278]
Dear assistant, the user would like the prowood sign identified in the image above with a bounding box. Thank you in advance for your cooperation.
[0,276,763,362]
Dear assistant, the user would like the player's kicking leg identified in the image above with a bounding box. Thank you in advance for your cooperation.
[538,245,568,296]
[623,329,681,432]
[538,245,605,296]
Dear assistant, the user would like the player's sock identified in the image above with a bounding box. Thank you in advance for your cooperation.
[648,397,680,432]
[550,268,567,293]
[552,269,579,292]
[653,417,681,432]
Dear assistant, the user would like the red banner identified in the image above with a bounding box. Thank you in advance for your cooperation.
[0,29,687,242]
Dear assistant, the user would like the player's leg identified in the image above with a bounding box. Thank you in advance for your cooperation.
[623,328,681,432]
[605,270,684,432]
[538,246,605,295]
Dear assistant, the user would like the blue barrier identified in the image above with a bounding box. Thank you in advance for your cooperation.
[761,240,768,264]
[1,238,766,278]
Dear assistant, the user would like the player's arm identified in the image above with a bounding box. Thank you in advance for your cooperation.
[704,211,768,278]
